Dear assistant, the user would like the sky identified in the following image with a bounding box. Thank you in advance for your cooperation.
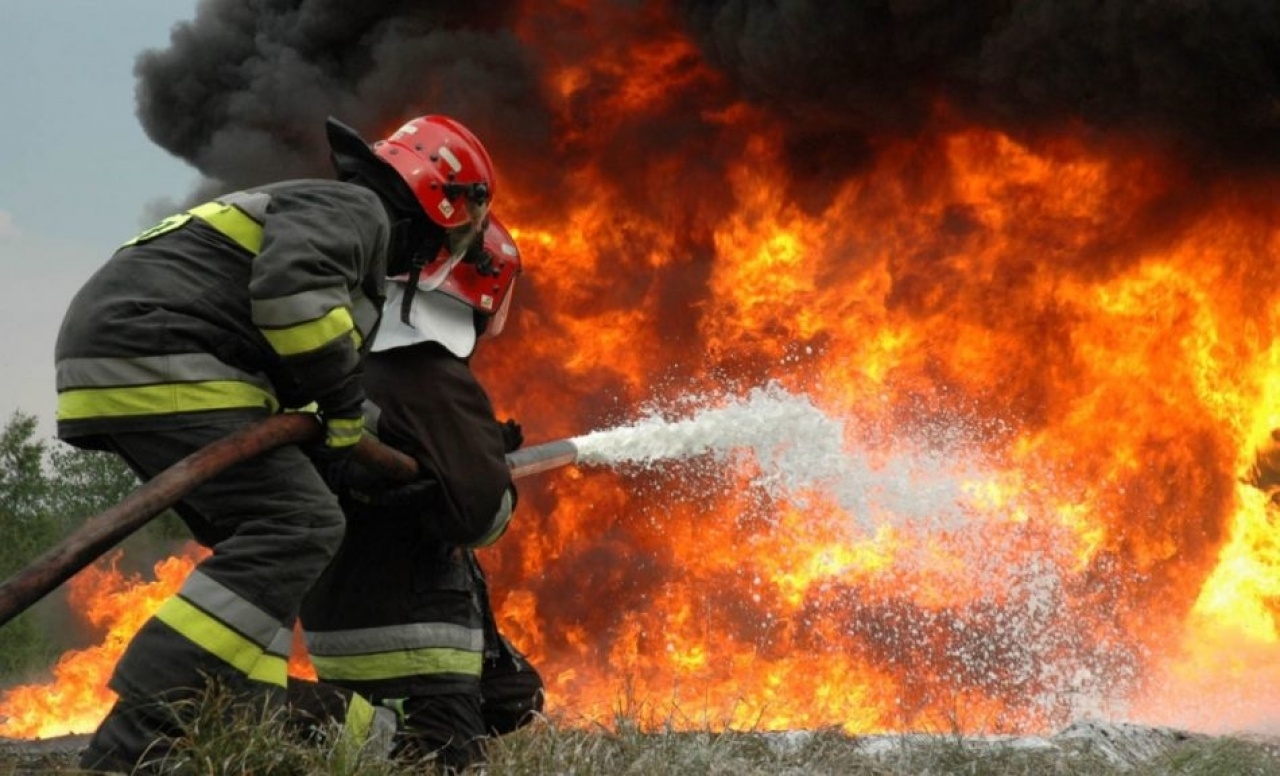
[0,1,202,440]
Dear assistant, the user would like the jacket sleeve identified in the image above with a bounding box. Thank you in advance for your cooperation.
[249,181,389,414]
[361,342,515,547]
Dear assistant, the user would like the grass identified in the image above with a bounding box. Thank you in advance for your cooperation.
[2,694,1279,775]
[480,719,1280,776]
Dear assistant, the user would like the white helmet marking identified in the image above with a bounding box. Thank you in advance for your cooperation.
[438,146,463,173]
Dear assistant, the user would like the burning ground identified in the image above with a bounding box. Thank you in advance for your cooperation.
[6,0,1280,741]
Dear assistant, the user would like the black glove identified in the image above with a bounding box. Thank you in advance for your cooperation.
[315,454,354,496]
[500,418,524,453]
[350,473,440,508]
[300,409,364,483]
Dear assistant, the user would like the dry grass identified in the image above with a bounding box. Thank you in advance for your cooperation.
[481,717,1280,776]
[2,699,1279,775]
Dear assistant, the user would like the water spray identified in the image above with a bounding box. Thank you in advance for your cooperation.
[512,383,851,483]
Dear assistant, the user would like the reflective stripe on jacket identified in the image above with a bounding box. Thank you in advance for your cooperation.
[306,620,486,683]
[302,541,488,697]
[55,180,388,440]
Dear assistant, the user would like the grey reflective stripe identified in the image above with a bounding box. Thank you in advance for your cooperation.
[56,353,273,392]
[476,488,515,547]
[352,295,380,343]
[180,570,284,650]
[220,190,271,221]
[305,622,484,657]
[266,626,293,658]
[252,286,353,327]
[361,400,381,435]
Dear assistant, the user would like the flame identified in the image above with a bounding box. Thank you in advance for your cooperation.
[481,1,1280,735]
[0,547,204,738]
[9,1,1280,740]
[0,544,317,738]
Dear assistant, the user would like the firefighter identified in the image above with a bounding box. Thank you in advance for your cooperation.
[299,213,544,772]
[55,114,496,773]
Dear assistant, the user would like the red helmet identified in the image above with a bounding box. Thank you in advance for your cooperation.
[441,214,523,338]
[374,115,495,232]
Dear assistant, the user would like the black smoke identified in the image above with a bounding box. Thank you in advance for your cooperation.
[134,0,554,200]
[674,0,1280,174]
[135,1,1280,210]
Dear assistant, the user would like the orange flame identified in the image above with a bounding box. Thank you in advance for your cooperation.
[0,544,317,739]
[0,547,204,738]
[480,1,1280,735]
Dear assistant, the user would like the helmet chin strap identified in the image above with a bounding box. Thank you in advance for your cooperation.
[399,229,446,325]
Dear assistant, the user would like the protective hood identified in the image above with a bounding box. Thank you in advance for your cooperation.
[326,116,437,278]
[326,118,409,201]
[371,281,478,358]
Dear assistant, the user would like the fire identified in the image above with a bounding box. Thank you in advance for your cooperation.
[0,543,318,738]
[0,547,204,738]
[8,1,1280,743]
[477,2,1280,734]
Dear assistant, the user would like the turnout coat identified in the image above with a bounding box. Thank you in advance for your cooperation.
[55,179,388,444]
[301,338,516,698]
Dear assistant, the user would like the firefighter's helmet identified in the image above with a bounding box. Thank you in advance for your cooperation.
[441,214,523,339]
[374,115,495,233]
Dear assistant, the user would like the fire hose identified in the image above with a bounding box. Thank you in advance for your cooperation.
[0,413,580,629]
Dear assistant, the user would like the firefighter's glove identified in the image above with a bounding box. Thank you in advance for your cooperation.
[305,409,364,494]
[500,418,524,453]
[355,472,440,509]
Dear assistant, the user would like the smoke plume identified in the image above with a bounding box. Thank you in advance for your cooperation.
[674,1,1280,172]
[136,1,1280,207]
[134,0,554,200]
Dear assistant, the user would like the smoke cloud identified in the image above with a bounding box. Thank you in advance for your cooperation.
[136,1,1280,207]
[674,1,1280,172]
[134,0,554,199]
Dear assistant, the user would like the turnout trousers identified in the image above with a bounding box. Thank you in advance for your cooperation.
[77,417,347,773]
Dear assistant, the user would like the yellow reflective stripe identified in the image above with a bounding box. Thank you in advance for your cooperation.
[341,694,375,749]
[261,306,355,356]
[57,380,279,420]
[119,198,264,252]
[154,597,287,687]
[247,653,288,686]
[120,212,194,247]
[311,648,483,682]
[189,201,264,254]
[326,416,364,449]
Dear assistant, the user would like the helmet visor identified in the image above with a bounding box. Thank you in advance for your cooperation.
[415,198,490,293]
[483,276,516,339]
[414,251,464,294]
